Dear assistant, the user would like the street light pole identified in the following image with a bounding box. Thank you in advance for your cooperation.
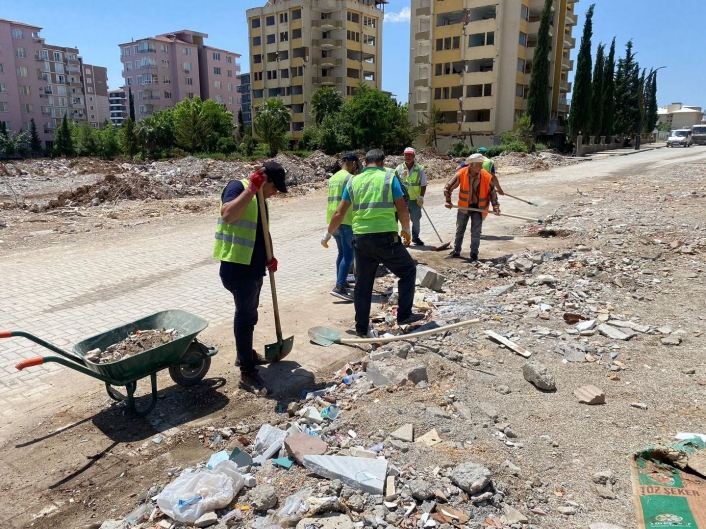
[635,66,666,150]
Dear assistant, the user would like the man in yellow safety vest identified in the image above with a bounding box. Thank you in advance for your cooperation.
[394,147,428,246]
[322,149,424,336]
[213,161,287,395]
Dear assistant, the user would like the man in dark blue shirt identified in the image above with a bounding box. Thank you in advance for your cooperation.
[214,161,287,395]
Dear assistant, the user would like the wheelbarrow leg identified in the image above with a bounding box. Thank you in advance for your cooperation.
[125,374,159,416]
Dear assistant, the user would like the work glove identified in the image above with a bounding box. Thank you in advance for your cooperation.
[321,232,332,248]
[401,228,412,246]
[493,205,501,216]
[416,196,424,206]
[445,201,453,209]
[247,168,267,195]
[266,256,278,273]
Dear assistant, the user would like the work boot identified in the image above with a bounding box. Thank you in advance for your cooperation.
[445,250,461,259]
[346,274,356,284]
[330,286,354,302]
[235,350,268,367]
[412,237,425,246]
[238,372,268,396]
[470,253,479,262]
[398,313,425,325]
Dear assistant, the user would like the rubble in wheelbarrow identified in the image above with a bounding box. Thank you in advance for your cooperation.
[85,328,180,364]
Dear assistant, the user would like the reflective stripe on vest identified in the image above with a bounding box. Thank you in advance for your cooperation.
[326,169,353,225]
[458,168,493,217]
[348,167,399,235]
[396,162,423,200]
[212,179,261,264]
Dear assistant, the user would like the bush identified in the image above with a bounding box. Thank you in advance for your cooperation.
[447,141,475,158]
[534,142,549,151]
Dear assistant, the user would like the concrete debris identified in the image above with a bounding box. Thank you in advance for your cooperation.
[630,402,649,410]
[574,385,606,405]
[417,264,446,292]
[302,456,388,495]
[409,479,435,500]
[597,324,634,341]
[450,462,493,494]
[193,512,219,527]
[250,484,278,512]
[284,433,328,464]
[296,515,354,529]
[390,423,414,443]
[502,505,528,524]
[415,428,442,447]
[522,361,557,391]
[661,335,682,346]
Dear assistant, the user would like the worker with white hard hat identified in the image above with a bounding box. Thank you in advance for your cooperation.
[394,147,428,246]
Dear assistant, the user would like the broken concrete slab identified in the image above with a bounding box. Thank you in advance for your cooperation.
[522,361,556,391]
[574,385,606,405]
[350,447,377,459]
[607,320,651,333]
[416,428,442,447]
[450,462,493,494]
[661,336,682,346]
[597,324,633,341]
[416,264,446,292]
[284,433,328,464]
[296,515,354,529]
[193,512,218,527]
[254,424,288,454]
[390,423,414,443]
[502,505,528,524]
[302,456,388,495]
[576,319,596,332]
[485,284,515,297]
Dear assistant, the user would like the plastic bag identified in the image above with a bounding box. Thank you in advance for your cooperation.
[156,460,244,523]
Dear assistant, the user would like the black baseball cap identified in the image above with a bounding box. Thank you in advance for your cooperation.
[341,152,361,168]
[262,161,287,193]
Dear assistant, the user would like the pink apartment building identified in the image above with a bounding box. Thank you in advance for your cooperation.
[119,30,241,123]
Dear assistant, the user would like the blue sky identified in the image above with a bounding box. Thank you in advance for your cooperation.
[6,1,704,108]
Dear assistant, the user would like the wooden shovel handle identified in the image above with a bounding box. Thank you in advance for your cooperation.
[257,190,283,338]
[453,205,541,223]
[339,319,479,344]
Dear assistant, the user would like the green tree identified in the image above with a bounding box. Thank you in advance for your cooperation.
[417,106,445,148]
[128,87,135,121]
[29,118,42,155]
[0,121,7,138]
[601,38,617,139]
[173,97,211,152]
[310,87,344,125]
[317,115,350,154]
[135,108,175,157]
[526,0,554,134]
[120,118,138,157]
[340,85,394,150]
[657,122,671,132]
[568,4,595,139]
[645,71,659,133]
[253,98,292,157]
[237,108,245,140]
[614,40,640,137]
[54,115,74,156]
[97,123,120,159]
[0,129,28,158]
[200,98,235,151]
[637,68,647,137]
[73,121,98,156]
[589,44,605,137]
[385,102,417,154]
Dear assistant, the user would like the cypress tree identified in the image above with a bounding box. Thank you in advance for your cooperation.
[526,0,554,135]
[589,44,605,138]
[568,4,595,140]
[646,71,658,133]
[128,87,136,121]
[55,115,73,156]
[29,118,42,154]
[600,38,616,139]
[614,40,640,137]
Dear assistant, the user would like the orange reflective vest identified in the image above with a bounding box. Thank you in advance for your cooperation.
[458,168,493,217]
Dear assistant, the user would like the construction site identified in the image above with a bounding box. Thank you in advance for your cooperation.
[1,144,706,529]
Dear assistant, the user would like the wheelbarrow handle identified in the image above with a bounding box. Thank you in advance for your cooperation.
[16,357,44,370]
[0,331,13,338]
[0,330,85,365]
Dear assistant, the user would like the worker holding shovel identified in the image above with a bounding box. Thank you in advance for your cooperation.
[394,147,428,246]
[444,153,500,262]
[213,161,287,396]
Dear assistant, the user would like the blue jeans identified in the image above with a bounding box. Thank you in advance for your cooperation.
[333,224,354,288]
[408,201,423,239]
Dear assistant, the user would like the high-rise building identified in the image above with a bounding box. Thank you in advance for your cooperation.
[237,73,252,126]
[119,30,241,123]
[108,88,127,125]
[0,18,109,149]
[83,64,110,128]
[408,0,579,150]
[246,0,387,141]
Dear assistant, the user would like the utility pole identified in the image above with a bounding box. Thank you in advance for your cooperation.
[635,66,665,150]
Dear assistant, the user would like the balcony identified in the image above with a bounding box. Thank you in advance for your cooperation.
[64,57,80,64]
[136,47,157,54]
[143,93,160,100]
[565,11,578,26]
[313,58,342,68]
[136,63,158,71]
[416,0,431,17]
[562,57,574,70]
[312,19,343,30]
[35,53,49,62]
[413,102,429,111]
[312,76,342,85]
[414,78,430,87]
[563,35,576,48]
[312,38,342,49]
[560,80,572,92]
[558,102,569,113]
[414,54,430,64]
[415,30,430,41]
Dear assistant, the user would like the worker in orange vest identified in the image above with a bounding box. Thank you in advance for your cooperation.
[443,153,500,262]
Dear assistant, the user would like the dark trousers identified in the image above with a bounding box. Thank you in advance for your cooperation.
[454,205,484,256]
[353,233,417,334]
[221,274,263,375]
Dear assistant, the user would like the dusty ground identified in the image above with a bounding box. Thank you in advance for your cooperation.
[1,146,705,529]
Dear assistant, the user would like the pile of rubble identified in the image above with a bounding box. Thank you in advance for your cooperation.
[85,328,179,364]
[493,152,583,175]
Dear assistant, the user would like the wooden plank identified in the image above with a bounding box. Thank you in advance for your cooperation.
[484,330,532,358]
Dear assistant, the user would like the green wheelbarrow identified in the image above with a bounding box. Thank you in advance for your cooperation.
[1,309,218,416]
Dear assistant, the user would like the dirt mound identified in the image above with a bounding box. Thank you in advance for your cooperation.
[47,173,176,208]
[494,151,583,174]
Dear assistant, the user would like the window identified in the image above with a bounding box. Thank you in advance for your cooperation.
[228,96,233,105]
[0,64,3,73]
[227,82,233,90]
[292,28,302,40]
[162,60,170,68]
[226,69,233,78]
[0,83,5,93]
[122,46,131,56]
[293,9,301,20]
[363,15,376,28]
[56,64,64,74]
[435,38,454,51]
[518,58,526,73]
[183,47,192,55]
[266,16,275,26]
[59,97,67,106]
[280,12,288,23]
[164,91,172,99]
[186,77,193,85]
[227,56,232,64]
[184,62,192,71]
[214,67,221,75]
[53,51,62,61]
[280,68,289,79]
[280,32,288,42]
[139,105,146,114]
[519,32,527,46]
[347,12,360,23]
[87,86,93,93]
[19,86,31,95]
[486,31,495,46]
[12,28,24,39]
[254,71,263,81]
[163,75,171,83]
[187,92,194,98]
[290,66,303,77]
[253,36,261,46]
[267,34,276,44]
[57,85,67,95]
[0,102,8,112]
[516,84,525,97]
[363,34,375,45]
[160,44,169,53]
[21,103,33,114]
[15,48,27,58]
[267,70,277,80]
[347,31,360,42]
[211,51,220,60]
[252,18,261,28]
[17,66,28,77]
[215,80,222,88]
[254,54,262,64]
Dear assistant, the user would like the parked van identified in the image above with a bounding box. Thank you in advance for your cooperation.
[692,125,706,145]
[666,129,693,148]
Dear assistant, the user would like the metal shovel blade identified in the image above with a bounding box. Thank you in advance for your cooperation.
[308,326,342,347]
[265,333,294,362]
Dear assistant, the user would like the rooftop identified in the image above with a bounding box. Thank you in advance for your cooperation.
[0,18,42,30]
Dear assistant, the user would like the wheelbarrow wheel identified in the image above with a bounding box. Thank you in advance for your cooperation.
[169,343,211,387]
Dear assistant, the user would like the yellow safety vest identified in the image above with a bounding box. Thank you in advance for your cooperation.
[347,167,398,235]
[213,179,263,264]
[326,169,353,225]
[395,162,424,200]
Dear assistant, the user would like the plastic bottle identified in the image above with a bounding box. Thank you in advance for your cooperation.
[343,373,365,385]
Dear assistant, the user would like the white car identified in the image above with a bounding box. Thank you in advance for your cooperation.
[667,129,693,147]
